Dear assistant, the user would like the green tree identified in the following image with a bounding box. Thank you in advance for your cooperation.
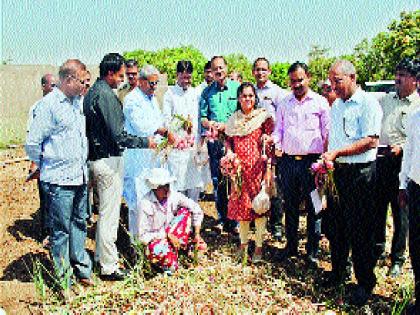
[270,62,290,89]
[123,45,207,86]
[352,10,419,83]
[307,45,334,92]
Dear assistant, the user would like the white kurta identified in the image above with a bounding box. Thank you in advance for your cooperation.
[123,87,164,211]
[162,84,211,192]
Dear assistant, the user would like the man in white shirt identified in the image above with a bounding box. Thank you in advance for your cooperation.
[399,70,420,315]
[374,58,420,277]
[162,60,204,201]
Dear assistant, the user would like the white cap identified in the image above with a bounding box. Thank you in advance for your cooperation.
[144,168,176,189]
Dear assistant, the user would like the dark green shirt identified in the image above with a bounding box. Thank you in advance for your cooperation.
[200,79,240,123]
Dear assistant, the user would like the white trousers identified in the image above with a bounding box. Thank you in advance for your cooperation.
[239,217,267,248]
[90,156,124,275]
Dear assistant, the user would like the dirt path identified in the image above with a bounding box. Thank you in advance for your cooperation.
[0,148,42,314]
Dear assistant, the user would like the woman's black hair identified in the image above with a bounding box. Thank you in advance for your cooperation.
[236,82,259,112]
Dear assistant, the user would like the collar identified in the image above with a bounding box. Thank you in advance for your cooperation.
[55,87,74,104]
[174,83,190,94]
[256,80,274,91]
[137,87,155,102]
[407,91,420,103]
[288,89,316,103]
[346,88,364,104]
[212,79,232,91]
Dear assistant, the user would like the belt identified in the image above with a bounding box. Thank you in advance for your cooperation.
[284,153,320,161]
[336,161,373,169]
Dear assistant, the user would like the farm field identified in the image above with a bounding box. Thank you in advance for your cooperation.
[0,147,415,314]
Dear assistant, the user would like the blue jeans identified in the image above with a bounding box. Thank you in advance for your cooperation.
[39,181,52,236]
[47,183,92,286]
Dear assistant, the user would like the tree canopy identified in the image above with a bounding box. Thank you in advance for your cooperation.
[123,10,419,89]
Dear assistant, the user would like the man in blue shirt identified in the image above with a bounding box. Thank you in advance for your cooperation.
[26,59,93,289]
[200,56,240,232]
[324,60,383,306]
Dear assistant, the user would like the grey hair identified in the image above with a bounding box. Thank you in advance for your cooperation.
[138,64,159,79]
[330,60,356,75]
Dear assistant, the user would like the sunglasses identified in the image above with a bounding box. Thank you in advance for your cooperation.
[147,80,159,87]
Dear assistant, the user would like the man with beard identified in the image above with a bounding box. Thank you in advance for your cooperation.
[273,62,330,264]
[253,57,288,241]
[324,60,382,306]
[200,56,240,232]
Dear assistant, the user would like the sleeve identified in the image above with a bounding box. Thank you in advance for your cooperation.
[262,117,275,158]
[97,92,150,149]
[123,96,163,136]
[137,200,166,244]
[25,101,53,166]
[319,98,331,148]
[199,88,209,122]
[361,96,383,138]
[399,115,415,189]
[175,192,204,226]
[162,90,173,129]
[272,102,284,150]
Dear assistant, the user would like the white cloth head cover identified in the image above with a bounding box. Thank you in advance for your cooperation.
[144,167,176,190]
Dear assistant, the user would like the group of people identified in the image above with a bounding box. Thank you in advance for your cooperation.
[25,52,420,311]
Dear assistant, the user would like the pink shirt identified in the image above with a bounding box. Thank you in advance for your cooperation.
[273,90,330,155]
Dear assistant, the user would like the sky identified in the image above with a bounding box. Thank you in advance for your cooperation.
[1,0,418,66]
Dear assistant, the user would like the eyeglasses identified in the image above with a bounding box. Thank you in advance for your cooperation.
[50,83,57,88]
[147,80,159,87]
[68,75,85,85]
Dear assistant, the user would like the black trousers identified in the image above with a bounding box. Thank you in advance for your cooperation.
[374,154,408,264]
[270,161,284,234]
[408,180,420,308]
[279,155,321,255]
[329,162,377,290]
[207,140,235,230]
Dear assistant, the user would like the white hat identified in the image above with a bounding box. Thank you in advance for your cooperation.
[144,168,176,189]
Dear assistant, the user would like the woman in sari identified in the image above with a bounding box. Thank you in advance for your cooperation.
[224,82,274,263]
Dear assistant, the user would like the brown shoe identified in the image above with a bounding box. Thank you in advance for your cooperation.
[78,278,94,287]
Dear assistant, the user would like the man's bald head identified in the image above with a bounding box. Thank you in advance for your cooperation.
[41,73,57,96]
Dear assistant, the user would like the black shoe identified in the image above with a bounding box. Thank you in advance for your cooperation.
[321,271,348,288]
[349,285,371,306]
[100,269,129,281]
[271,230,282,242]
[389,263,402,278]
[305,254,319,268]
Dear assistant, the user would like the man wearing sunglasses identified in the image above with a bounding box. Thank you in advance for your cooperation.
[26,73,57,248]
[324,60,383,306]
[122,64,168,245]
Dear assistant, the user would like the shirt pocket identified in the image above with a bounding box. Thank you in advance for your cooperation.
[343,111,360,139]
[305,112,320,130]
